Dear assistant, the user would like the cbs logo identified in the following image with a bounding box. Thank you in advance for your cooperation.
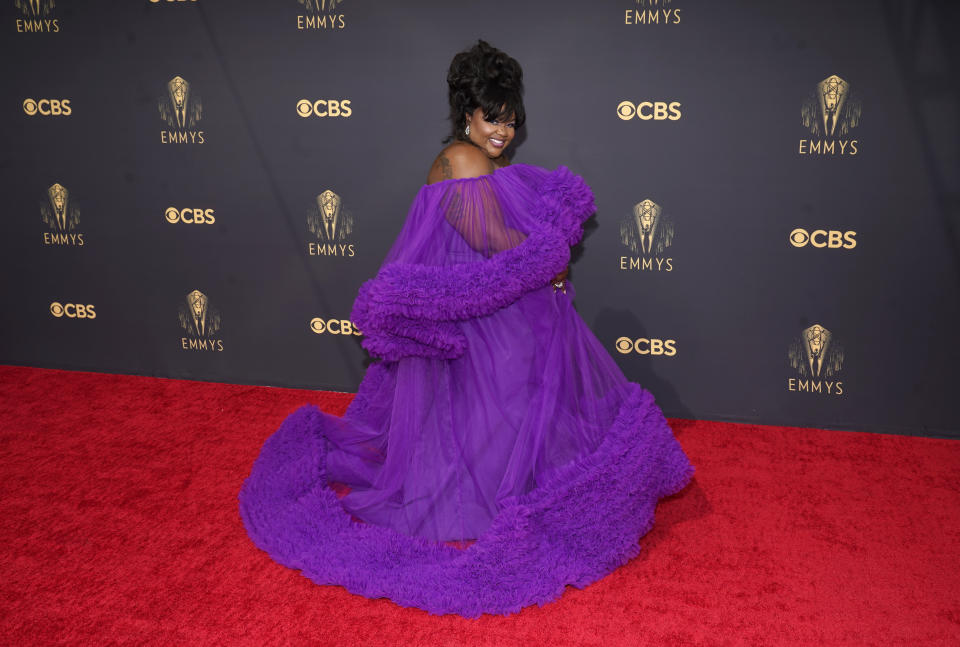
[165,207,216,224]
[616,101,681,121]
[296,99,353,118]
[615,337,677,356]
[310,317,361,336]
[23,99,72,116]
[788,228,857,249]
[50,302,96,319]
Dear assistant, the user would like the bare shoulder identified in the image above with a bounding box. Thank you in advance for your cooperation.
[426,142,496,184]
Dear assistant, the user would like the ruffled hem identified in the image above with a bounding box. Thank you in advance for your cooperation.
[238,384,694,618]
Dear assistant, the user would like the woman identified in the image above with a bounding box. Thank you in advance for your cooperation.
[240,40,694,618]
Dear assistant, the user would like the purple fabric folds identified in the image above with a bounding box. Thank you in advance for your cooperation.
[351,165,593,361]
[239,164,695,617]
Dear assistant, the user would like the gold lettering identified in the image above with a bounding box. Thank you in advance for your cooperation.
[297,14,346,30]
[161,130,204,144]
[181,337,224,352]
[42,231,84,246]
[619,256,673,271]
[308,242,356,257]
[799,139,858,156]
[788,378,844,395]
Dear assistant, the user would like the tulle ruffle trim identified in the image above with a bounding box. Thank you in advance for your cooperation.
[350,166,595,361]
[238,384,694,618]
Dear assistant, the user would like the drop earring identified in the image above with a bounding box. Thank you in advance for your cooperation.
[464,124,471,136]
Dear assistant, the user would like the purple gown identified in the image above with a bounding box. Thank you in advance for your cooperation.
[239,163,694,617]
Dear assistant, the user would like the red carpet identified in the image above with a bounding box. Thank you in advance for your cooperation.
[1,365,958,646]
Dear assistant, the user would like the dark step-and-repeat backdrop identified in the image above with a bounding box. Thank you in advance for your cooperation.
[2,1,958,438]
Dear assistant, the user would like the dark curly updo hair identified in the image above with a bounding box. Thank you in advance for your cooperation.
[444,40,525,143]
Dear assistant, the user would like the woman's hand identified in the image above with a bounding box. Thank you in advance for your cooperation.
[550,266,568,293]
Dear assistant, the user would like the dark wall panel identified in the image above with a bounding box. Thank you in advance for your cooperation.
[2,0,958,438]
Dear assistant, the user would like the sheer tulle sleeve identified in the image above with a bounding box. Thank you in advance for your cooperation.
[352,165,595,361]
[438,176,526,257]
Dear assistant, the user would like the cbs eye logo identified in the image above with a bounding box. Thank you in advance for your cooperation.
[616,101,681,121]
[615,337,677,356]
[788,228,857,249]
[50,302,96,319]
[296,99,353,118]
[165,207,216,224]
[23,99,72,116]
[310,317,361,336]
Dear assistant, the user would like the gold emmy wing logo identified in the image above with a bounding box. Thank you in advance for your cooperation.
[178,289,224,351]
[788,324,845,395]
[159,76,205,144]
[16,0,54,15]
[625,0,681,25]
[160,76,202,129]
[40,183,84,246]
[297,0,346,30]
[619,199,674,272]
[799,75,861,155]
[15,0,58,32]
[307,189,355,257]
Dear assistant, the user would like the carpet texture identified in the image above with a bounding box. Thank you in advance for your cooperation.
[0,364,957,645]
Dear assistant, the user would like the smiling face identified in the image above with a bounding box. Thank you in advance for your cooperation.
[465,107,516,158]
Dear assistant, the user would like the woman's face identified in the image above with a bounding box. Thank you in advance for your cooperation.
[465,107,517,158]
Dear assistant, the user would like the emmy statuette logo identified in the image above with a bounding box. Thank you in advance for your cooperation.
[787,324,844,395]
[624,0,681,25]
[41,183,84,246]
[178,289,223,351]
[307,189,355,257]
[799,75,861,156]
[15,0,59,32]
[619,199,674,272]
[159,76,205,144]
[296,0,346,30]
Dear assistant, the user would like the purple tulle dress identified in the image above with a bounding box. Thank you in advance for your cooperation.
[239,163,695,617]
